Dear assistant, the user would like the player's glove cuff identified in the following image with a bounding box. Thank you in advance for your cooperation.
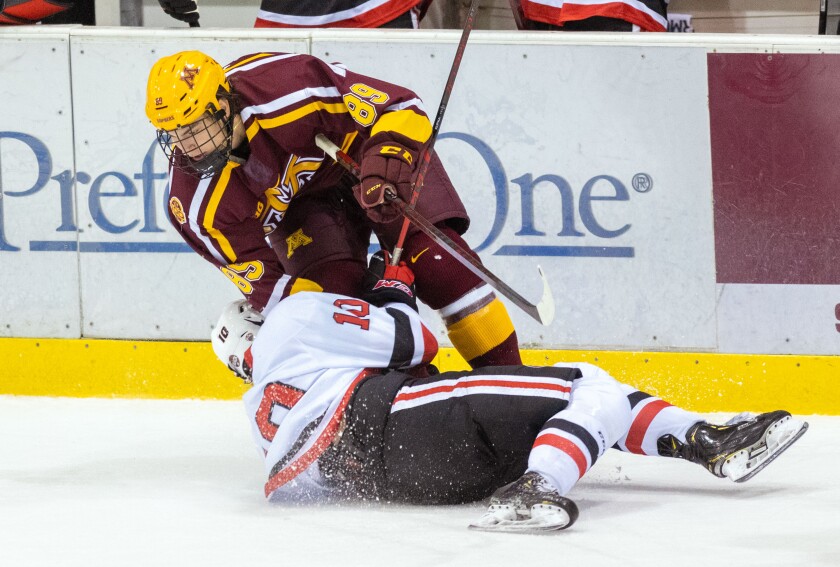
[158,0,200,23]
[362,250,417,311]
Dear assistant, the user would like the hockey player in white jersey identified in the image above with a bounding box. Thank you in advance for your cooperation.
[211,251,808,533]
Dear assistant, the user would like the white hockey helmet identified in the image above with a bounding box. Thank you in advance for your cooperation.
[211,300,264,383]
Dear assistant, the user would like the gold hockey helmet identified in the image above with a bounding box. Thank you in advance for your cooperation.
[145,50,231,129]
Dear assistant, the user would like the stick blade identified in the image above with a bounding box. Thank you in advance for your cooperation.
[535,265,555,326]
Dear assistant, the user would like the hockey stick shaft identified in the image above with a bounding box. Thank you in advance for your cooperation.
[390,0,481,265]
[315,134,555,325]
[819,0,827,34]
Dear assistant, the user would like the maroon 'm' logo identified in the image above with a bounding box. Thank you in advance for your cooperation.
[180,66,199,89]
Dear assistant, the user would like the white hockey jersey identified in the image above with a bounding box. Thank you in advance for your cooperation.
[244,292,438,501]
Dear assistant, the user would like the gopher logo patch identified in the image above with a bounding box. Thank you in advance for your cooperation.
[169,196,187,224]
[286,228,313,258]
[180,66,199,89]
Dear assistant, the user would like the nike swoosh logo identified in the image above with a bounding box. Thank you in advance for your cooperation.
[410,247,430,263]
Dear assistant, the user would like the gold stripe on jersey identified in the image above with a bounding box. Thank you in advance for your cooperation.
[246,101,349,141]
[224,53,276,72]
[341,131,359,152]
[203,162,239,262]
[445,298,516,362]
[371,109,432,144]
[289,277,323,295]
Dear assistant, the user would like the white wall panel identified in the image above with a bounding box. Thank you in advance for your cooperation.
[0,32,80,338]
[717,284,840,355]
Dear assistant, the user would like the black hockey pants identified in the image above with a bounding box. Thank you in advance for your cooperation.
[320,365,581,505]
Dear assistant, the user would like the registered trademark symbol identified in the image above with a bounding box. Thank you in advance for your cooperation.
[632,173,653,193]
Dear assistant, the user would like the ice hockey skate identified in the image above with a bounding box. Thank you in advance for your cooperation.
[469,472,579,533]
[658,410,808,482]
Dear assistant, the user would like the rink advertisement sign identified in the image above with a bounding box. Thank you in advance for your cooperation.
[0,135,181,254]
[0,132,649,259]
[1,36,718,348]
[0,125,699,347]
[3,31,836,355]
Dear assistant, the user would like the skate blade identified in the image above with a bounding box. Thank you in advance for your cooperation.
[724,416,809,483]
[469,505,572,533]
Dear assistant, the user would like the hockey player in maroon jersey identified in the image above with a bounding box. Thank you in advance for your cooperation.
[145,50,521,368]
[211,252,808,533]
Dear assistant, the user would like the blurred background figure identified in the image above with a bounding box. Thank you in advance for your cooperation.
[156,0,436,28]
[0,0,88,24]
[423,0,667,32]
[253,0,434,28]
[149,1,820,35]
[510,0,668,32]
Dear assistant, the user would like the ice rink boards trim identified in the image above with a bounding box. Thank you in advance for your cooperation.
[2,338,836,414]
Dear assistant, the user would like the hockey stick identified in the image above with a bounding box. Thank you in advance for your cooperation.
[819,0,827,34]
[316,134,555,325]
[390,0,481,266]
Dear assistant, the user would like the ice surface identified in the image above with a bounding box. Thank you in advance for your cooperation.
[1,396,837,567]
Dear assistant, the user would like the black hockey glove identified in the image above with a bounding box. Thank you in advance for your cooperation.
[158,0,200,25]
[362,250,417,311]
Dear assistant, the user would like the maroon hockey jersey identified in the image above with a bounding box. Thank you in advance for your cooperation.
[166,52,435,313]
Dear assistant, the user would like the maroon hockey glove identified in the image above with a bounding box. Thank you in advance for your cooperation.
[362,250,417,310]
[356,132,421,224]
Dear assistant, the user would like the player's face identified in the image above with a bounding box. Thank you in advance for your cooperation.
[167,111,227,160]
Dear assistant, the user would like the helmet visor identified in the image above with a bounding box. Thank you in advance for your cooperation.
[157,108,232,179]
